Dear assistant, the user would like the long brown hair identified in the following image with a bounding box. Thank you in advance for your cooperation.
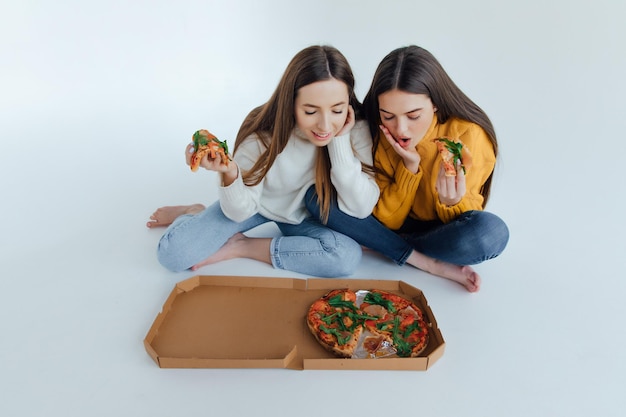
[233,45,364,222]
[363,45,498,206]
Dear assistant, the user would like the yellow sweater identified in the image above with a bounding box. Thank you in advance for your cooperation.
[373,115,496,229]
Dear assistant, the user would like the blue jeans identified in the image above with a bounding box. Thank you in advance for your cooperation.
[305,186,509,266]
[156,201,362,277]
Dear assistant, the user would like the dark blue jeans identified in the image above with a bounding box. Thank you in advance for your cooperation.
[305,186,509,266]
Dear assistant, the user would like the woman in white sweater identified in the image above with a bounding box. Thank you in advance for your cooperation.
[147,45,379,277]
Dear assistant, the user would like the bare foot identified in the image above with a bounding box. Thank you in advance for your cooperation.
[191,233,247,269]
[146,204,205,228]
[190,233,272,270]
[406,251,481,292]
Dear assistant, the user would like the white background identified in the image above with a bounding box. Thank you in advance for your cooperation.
[2,0,625,416]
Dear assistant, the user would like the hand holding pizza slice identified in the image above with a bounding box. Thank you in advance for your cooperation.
[190,129,231,171]
[434,137,472,177]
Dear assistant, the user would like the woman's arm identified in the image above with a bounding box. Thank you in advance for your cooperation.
[372,139,422,230]
[218,135,265,222]
[327,121,380,218]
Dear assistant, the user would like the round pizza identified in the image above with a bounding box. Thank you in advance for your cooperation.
[306,289,429,359]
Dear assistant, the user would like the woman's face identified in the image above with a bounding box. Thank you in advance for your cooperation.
[294,78,349,147]
[378,89,436,149]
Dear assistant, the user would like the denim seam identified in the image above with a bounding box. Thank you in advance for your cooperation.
[270,236,282,269]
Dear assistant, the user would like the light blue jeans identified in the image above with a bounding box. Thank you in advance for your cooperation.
[156,201,362,277]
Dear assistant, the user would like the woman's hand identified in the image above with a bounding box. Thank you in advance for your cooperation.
[436,162,466,205]
[379,125,420,173]
[335,105,356,137]
[185,143,239,185]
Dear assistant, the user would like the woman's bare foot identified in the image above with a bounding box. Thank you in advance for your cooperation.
[146,204,205,228]
[191,233,272,270]
[406,251,481,292]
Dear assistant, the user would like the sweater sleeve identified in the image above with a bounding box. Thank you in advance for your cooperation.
[218,136,264,222]
[327,121,380,219]
[372,140,422,230]
[433,123,496,223]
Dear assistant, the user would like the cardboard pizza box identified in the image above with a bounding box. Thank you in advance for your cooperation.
[144,275,445,371]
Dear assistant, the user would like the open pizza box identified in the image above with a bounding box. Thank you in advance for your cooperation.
[144,275,445,371]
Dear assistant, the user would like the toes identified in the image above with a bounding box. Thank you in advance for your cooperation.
[462,271,481,292]
[468,275,481,292]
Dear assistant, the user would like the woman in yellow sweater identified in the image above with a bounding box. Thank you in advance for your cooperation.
[306,45,509,292]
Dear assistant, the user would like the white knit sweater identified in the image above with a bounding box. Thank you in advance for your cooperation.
[218,120,379,224]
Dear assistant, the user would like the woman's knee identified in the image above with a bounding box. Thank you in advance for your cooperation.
[320,232,362,276]
[156,237,191,272]
[472,211,510,260]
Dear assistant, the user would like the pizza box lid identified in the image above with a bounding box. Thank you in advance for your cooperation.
[144,275,445,371]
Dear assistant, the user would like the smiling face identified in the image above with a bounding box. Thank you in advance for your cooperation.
[378,89,436,149]
[294,78,349,147]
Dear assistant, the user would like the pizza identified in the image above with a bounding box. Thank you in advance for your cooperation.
[306,289,429,359]
[190,129,230,171]
[434,137,472,177]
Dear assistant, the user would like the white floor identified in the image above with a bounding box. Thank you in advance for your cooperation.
[2,1,626,416]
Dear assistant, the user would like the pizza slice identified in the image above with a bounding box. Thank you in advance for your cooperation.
[360,332,396,358]
[395,305,430,357]
[434,137,472,177]
[190,129,230,171]
[306,289,366,358]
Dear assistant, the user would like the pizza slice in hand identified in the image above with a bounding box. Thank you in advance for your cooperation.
[190,129,231,171]
[434,137,472,176]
